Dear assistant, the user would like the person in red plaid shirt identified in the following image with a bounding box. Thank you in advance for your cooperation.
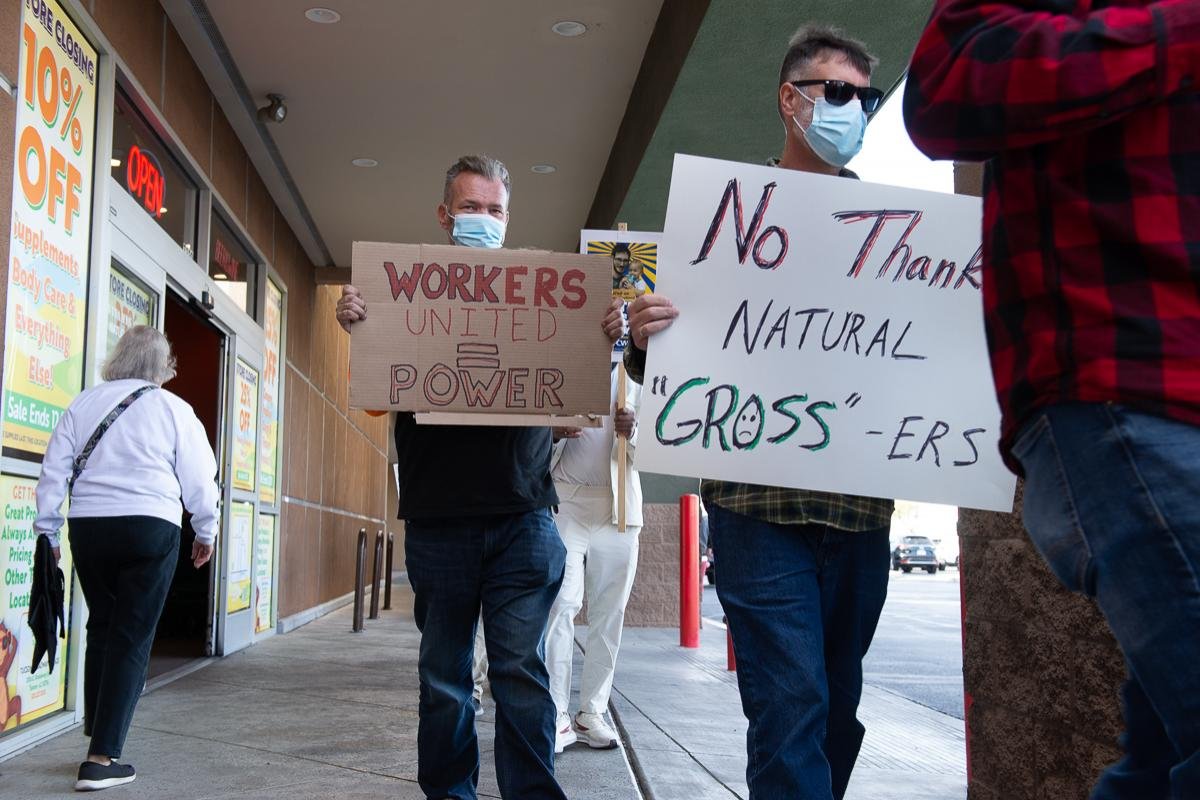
[904,2,1200,797]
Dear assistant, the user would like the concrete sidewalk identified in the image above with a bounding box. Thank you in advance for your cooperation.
[599,617,968,800]
[0,586,641,799]
[1,582,966,800]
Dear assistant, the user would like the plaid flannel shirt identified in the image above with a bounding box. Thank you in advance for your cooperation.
[623,344,895,532]
[904,0,1200,470]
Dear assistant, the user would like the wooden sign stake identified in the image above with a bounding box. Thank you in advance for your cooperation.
[617,362,628,532]
[616,221,629,532]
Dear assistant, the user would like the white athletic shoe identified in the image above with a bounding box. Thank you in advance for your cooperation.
[554,712,578,754]
[573,711,619,750]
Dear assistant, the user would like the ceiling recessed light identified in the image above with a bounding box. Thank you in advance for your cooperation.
[305,7,341,24]
[531,164,557,174]
[551,20,587,38]
[351,157,378,168]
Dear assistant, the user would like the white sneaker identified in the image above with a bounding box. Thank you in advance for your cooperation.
[472,681,487,717]
[574,711,619,750]
[554,712,577,754]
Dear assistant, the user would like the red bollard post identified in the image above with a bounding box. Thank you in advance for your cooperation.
[680,494,700,648]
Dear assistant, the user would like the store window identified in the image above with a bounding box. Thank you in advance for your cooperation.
[106,262,157,356]
[209,211,258,317]
[110,89,199,257]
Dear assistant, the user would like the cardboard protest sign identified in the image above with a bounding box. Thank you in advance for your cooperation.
[413,412,603,428]
[349,243,612,417]
[636,155,1016,513]
[580,230,662,355]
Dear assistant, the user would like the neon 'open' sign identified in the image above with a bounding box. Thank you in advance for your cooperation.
[125,144,165,219]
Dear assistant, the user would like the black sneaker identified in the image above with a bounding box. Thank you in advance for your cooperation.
[75,760,136,791]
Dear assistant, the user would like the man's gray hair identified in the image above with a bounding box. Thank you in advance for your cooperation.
[443,155,512,205]
[102,325,177,384]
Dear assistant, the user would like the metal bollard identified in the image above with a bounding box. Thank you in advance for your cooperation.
[383,531,395,610]
[352,528,367,632]
[679,494,700,648]
[369,529,384,620]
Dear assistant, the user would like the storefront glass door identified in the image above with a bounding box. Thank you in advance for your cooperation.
[219,334,264,655]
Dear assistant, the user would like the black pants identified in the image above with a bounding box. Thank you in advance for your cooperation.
[70,516,180,758]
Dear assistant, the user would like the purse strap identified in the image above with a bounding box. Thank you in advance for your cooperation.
[69,385,158,494]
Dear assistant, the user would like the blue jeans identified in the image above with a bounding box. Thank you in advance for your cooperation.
[405,509,567,800]
[1013,404,1200,800]
[710,505,890,800]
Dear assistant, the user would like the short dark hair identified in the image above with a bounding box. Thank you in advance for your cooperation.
[779,24,877,88]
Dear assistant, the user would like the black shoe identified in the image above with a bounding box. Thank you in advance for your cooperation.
[75,760,136,791]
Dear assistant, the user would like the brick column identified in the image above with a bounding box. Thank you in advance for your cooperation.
[955,163,1125,799]
[619,501,682,627]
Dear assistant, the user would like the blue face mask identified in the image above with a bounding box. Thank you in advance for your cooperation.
[448,212,506,248]
[795,94,866,168]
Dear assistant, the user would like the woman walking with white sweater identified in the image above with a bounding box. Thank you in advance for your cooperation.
[35,326,219,792]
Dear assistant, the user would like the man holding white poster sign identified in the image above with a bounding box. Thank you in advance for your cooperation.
[626,27,1013,800]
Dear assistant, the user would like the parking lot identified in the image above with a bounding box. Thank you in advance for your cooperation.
[702,564,965,720]
[866,569,964,719]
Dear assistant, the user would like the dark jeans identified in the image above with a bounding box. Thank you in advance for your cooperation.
[1013,404,1200,799]
[70,515,180,759]
[405,508,567,800]
[710,505,890,800]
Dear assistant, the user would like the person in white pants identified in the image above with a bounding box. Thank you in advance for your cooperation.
[471,617,487,715]
[546,365,642,753]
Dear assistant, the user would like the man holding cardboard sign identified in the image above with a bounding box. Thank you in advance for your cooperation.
[624,27,892,800]
[337,155,624,800]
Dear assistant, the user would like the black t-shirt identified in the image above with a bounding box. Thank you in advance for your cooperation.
[393,413,557,521]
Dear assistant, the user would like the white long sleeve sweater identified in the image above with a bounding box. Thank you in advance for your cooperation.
[34,379,221,547]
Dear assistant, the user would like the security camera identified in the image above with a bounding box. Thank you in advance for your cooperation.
[257,94,287,124]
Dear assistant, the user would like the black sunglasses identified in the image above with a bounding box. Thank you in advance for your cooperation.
[790,80,884,113]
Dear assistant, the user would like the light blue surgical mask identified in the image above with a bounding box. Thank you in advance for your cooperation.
[794,92,866,168]
[447,212,506,248]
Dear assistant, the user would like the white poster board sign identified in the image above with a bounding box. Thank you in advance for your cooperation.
[636,155,1015,513]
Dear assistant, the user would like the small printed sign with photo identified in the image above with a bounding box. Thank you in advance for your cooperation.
[580,230,663,353]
